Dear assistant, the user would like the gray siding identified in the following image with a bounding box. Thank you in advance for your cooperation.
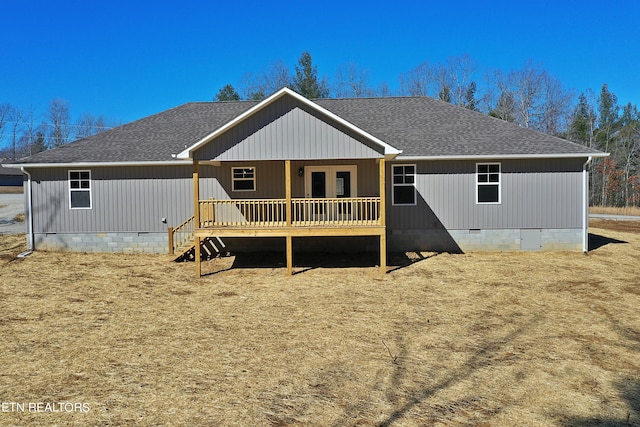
[29,160,381,234]
[388,158,585,231]
[194,96,384,161]
[31,165,221,233]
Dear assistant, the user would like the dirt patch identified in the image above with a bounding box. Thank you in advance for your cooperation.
[0,230,638,426]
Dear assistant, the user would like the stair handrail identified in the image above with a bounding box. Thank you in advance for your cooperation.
[168,215,195,255]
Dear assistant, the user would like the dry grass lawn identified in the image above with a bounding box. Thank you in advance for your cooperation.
[0,224,639,426]
[590,205,640,217]
[0,186,23,194]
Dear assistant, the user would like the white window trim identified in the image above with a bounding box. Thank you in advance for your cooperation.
[231,166,256,192]
[68,169,92,209]
[392,164,417,206]
[476,162,501,205]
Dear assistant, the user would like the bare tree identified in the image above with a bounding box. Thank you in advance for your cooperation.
[47,98,71,147]
[239,72,266,100]
[488,61,572,135]
[443,54,477,107]
[377,81,392,97]
[334,62,375,98]
[0,103,11,149]
[75,113,109,139]
[237,60,293,100]
[19,107,46,157]
[399,62,432,96]
[9,106,24,160]
[400,55,478,105]
[538,73,573,135]
[261,60,293,94]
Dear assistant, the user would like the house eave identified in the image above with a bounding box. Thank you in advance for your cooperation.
[395,152,610,161]
[1,160,193,169]
[177,87,402,160]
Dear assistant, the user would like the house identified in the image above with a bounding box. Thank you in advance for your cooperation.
[2,88,607,276]
[0,159,24,186]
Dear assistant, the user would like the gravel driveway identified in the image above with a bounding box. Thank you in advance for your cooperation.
[0,194,26,234]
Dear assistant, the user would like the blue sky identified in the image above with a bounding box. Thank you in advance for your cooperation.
[2,0,639,134]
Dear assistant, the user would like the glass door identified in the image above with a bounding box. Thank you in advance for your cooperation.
[305,166,357,221]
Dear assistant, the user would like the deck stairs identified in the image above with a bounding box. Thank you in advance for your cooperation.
[169,215,227,261]
[176,236,227,261]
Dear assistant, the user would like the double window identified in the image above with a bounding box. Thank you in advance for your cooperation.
[476,163,501,204]
[232,167,255,191]
[392,164,416,205]
[69,170,92,209]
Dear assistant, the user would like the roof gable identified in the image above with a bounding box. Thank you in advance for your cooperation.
[179,88,401,160]
[191,92,387,161]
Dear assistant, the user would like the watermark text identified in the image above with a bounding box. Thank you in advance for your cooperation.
[1,402,90,413]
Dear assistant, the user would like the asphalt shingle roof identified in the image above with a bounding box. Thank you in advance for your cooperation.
[11,95,604,164]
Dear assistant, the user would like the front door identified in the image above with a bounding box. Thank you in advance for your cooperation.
[305,166,357,220]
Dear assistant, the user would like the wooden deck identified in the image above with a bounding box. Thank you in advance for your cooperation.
[192,197,385,275]
[189,159,387,276]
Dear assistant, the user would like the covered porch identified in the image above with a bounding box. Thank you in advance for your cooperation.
[190,159,387,276]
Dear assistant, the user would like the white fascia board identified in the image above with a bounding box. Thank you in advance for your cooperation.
[2,160,193,169]
[395,152,609,161]
[176,87,402,159]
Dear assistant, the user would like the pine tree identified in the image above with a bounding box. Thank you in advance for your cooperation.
[464,82,477,110]
[292,52,329,99]
[568,93,596,147]
[215,84,241,101]
[438,86,451,103]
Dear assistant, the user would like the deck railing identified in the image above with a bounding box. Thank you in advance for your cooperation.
[290,197,380,226]
[168,215,195,255]
[197,197,381,228]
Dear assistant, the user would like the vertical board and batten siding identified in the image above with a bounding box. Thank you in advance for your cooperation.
[193,96,384,162]
[388,158,585,231]
[31,165,224,234]
[29,159,381,234]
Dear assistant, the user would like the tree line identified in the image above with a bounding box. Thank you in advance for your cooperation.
[216,52,640,208]
[0,98,118,160]
[1,52,637,208]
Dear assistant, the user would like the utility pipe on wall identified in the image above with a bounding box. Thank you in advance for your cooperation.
[582,156,593,253]
[21,167,34,251]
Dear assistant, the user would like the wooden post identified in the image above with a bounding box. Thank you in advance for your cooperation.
[195,236,201,278]
[168,227,174,255]
[285,160,293,275]
[379,158,386,275]
[285,160,292,227]
[379,158,386,228]
[193,161,200,278]
[286,235,293,276]
[193,161,200,228]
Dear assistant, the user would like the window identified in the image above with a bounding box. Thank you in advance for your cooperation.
[392,164,416,205]
[69,170,92,209]
[476,163,501,204]
[232,167,255,191]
